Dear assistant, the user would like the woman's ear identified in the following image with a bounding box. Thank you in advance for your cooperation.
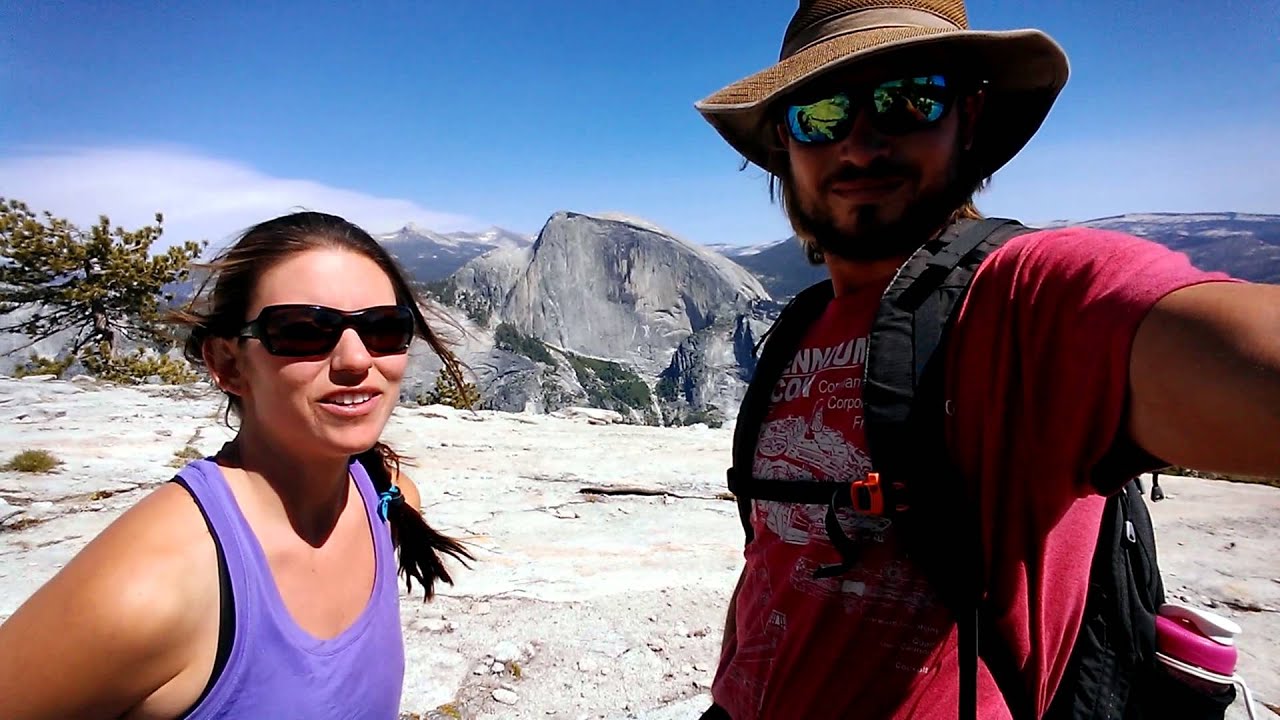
[203,337,245,397]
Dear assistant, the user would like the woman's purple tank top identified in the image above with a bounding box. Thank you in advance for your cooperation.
[175,458,405,719]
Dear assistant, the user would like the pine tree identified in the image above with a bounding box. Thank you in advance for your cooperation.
[0,198,206,378]
[418,371,481,410]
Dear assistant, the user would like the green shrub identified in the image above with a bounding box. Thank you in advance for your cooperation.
[495,323,558,366]
[421,278,458,305]
[12,353,75,378]
[684,407,726,429]
[80,344,198,385]
[417,373,481,410]
[565,353,653,416]
[432,704,462,720]
[655,374,679,401]
[169,445,204,467]
[4,449,61,473]
[13,345,196,385]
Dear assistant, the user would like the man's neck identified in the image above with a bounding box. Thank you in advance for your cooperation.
[824,252,909,296]
[822,212,966,296]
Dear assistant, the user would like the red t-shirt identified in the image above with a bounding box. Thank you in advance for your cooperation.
[711,227,1234,719]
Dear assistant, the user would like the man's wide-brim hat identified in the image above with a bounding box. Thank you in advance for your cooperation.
[695,0,1070,178]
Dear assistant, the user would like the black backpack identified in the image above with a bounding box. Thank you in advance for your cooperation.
[726,218,1238,720]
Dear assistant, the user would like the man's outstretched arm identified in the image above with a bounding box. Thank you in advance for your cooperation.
[1128,281,1280,478]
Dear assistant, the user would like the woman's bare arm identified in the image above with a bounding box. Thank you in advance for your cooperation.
[0,483,220,720]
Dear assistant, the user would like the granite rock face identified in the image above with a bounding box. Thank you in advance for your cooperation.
[438,212,775,423]
[657,313,771,427]
[454,212,768,373]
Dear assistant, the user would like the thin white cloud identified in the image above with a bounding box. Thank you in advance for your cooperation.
[0,144,480,253]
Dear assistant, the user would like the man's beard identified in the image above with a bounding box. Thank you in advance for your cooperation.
[794,157,969,263]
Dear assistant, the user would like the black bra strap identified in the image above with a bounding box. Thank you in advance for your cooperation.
[171,477,235,718]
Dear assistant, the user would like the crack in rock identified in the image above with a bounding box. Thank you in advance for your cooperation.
[578,485,733,501]
[1221,599,1280,614]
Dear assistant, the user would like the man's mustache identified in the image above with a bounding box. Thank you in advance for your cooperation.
[823,160,914,189]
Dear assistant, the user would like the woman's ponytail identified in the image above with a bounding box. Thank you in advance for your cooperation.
[354,442,473,600]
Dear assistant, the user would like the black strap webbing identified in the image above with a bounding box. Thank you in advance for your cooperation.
[171,477,235,717]
[925,217,1007,271]
[814,493,862,578]
[727,470,852,506]
[729,282,836,545]
[727,218,1041,720]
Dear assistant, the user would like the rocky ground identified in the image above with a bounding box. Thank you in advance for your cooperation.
[1,375,1276,719]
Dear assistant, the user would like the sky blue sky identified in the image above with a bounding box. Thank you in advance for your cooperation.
[2,1,1277,251]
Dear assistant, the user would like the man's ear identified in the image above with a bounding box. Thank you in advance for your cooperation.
[775,121,790,147]
[203,337,246,397]
[960,90,986,150]
[766,122,793,171]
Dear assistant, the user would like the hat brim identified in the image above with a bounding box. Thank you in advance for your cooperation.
[695,26,1070,178]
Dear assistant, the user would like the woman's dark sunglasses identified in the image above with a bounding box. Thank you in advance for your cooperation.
[238,304,415,357]
[783,75,956,145]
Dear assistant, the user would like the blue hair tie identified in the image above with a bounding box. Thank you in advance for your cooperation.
[377,485,403,522]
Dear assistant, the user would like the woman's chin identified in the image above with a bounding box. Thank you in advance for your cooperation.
[304,427,386,460]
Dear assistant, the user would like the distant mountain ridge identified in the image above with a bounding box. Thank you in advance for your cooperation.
[716,212,1280,300]
[718,237,826,301]
[1065,212,1280,284]
[5,210,1276,426]
[379,224,533,282]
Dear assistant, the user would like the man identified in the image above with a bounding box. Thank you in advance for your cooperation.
[692,1,1280,718]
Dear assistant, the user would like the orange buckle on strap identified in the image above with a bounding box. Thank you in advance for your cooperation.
[850,472,886,515]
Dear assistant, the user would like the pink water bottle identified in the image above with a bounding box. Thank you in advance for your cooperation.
[1154,601,1260,719]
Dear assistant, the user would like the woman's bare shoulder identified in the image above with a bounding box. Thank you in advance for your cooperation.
[392,469,422,512]
[0,480,222,719]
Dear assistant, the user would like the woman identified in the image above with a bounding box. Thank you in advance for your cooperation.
[0,211,473,719]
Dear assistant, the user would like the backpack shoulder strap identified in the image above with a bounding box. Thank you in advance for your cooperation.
[864,217,1032,483]
[864,217,1040,720]
[728,280,835,544]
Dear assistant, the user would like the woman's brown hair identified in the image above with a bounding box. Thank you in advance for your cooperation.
[169,210,473,599]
